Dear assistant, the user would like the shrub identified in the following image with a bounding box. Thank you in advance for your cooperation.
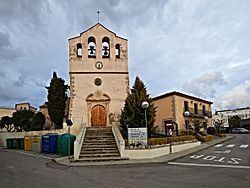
[196,134,213,142]
[207,127,216,135]
[215,133,226,138]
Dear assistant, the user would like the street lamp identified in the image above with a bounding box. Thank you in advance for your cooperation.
[141,101,149,147]
[184,111,190,134]
[66,119,73,159]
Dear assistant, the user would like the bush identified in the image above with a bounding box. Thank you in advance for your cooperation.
[148,135,196,146]
[207,127,216,135]
[215,133,226,138]
[196,134,213,142]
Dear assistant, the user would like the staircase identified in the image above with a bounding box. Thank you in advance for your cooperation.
[73,127,128,162]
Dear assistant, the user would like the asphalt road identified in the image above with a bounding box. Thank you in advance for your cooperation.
[170,134,250,168]
[0,134,249,188]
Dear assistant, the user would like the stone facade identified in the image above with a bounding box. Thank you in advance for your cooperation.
[153,91,213,135]
[15,102,37,112]
[68,23,129,132]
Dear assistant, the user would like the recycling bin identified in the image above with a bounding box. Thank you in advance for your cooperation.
[57,134,76,156]
[42,134,58,154]
[6,138,13,149]
[24,136,32,151]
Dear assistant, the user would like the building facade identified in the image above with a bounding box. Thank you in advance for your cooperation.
[15,103,37,112]
[153,91,213,135]
[68,23,129,131]
[213,107,250,128]
[0,107,16,119]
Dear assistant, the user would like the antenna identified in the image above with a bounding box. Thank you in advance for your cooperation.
[97,11,100,23]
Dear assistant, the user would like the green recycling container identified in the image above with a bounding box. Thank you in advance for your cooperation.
[6,138,13,149]
[57,134,76,156]
[12,138,19,149]
[17,138,24,150]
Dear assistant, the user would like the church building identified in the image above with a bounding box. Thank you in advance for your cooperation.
[68,23,129,131]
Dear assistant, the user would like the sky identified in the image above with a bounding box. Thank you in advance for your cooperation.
[0,0,250,112]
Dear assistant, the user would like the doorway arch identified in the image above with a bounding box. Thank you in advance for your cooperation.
[91,105,107,127]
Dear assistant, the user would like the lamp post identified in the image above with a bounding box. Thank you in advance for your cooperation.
[66,119,73,159]
[184,111,190,134]
[204,116,208,133]
[141,101,149,147]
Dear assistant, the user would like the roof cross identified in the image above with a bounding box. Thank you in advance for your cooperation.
[97,11,100,23]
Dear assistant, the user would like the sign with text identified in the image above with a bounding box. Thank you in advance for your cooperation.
[128,128,148,146]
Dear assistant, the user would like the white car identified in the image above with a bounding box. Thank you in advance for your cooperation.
[232,128,250,134]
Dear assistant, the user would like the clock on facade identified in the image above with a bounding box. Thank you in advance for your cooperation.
[95,61,103,69]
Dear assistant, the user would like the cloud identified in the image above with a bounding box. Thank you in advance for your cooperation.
[216,81,250,110]
[182,71,226,99]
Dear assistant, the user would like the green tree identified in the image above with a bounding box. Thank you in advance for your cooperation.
[46,71,68,129]
[12,110,35,131]
[0,116,14,132]
[228,115,241,129]
[212,119,226,133]
[32,112,45,131]
[120,76,157,138]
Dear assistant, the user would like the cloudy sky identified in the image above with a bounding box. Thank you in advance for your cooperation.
[0,0,250,112]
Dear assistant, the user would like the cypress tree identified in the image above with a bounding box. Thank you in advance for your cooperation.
[120,76,157,138]
[46,71,68,129]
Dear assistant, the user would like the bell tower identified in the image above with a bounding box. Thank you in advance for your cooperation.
[68,23,129,131]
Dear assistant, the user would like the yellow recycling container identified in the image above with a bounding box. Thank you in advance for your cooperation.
[24,136,32,151]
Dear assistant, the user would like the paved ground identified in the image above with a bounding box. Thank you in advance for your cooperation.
[169,134,250,169]
[1,140,249,188]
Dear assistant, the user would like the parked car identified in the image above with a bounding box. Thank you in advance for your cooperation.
[232,128,250,134]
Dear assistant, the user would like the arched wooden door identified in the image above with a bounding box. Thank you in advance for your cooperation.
[91,105,107,127]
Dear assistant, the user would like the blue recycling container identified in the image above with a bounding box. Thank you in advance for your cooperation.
[41,134,58,154]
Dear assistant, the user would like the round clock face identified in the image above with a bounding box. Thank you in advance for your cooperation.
[95,61,103,69]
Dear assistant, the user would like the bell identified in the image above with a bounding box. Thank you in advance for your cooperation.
[89,46,95,55]
[103,46,109,56]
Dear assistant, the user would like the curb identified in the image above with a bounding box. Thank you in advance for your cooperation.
[53,135,235,167]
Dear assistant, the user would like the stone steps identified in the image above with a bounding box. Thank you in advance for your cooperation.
[74,127,127,162]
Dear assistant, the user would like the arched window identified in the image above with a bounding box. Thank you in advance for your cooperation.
[88,36,96,58]
[77,43,82,57]
[102,37,110,58]
[115,44,120,59]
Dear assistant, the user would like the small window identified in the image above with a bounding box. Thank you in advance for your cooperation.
[194,103,198,114]
[102,37,110,58]
[203,105,206,115]
[115,44,120,58]
[88,37,96,58]
[184,101,189,112]
[76,43,82,57]
[94,78,102,86]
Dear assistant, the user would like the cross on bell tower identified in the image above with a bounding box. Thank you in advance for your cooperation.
[97,11,100,23]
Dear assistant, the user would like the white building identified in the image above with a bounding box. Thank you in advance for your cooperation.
[213,107,250,127]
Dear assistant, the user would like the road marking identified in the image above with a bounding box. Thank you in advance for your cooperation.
[226,144,235,148]
[239,145,248,149]
[168,162,250,169]
[213,150,231,154]
[214,144,223,148]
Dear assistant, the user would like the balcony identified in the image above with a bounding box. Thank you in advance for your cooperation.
[183,108,212,118]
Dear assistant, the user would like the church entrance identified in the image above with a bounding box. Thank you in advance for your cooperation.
[91,105,107,127]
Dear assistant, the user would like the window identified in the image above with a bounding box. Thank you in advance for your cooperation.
[184,101,189,112]
[194,103,198,114]
[203,105,206,115]
[115,44,120,58]
[88,37,96,58]
[102,37,110,58]
[76,43,82,57]
[94,78,102,86]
